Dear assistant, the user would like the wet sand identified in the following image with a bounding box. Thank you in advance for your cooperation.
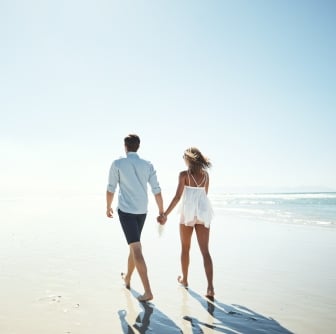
[0,196,335,333]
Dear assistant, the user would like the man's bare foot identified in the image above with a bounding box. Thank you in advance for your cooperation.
[121,272,130,289]
[177,275,188,288]
[137,293,153,302]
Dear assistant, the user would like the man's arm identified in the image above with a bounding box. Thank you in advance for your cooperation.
[106,161,118,218]
[106,191,115,218]
[154,192,164,217]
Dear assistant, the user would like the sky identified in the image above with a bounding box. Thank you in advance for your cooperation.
[1,0,335,196]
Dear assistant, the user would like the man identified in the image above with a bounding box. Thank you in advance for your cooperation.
[106,134,165,301]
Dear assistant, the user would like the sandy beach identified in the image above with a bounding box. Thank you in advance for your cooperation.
[0,194,335,333]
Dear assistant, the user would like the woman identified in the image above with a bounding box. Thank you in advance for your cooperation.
[159,147,214,298]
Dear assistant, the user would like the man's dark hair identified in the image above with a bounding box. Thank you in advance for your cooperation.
[124,134,140,152]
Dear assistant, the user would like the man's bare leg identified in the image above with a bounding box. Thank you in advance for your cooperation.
[121,250,135,289]
[129,242,153,301]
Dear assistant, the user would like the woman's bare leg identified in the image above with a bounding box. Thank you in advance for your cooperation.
[179,224,194,287]
[195,224,214,297]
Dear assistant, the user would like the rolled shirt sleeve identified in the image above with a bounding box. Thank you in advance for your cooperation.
[148,164,161,195]
[107,161,119,193]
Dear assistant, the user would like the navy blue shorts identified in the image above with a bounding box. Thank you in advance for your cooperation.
[118,209,147,244]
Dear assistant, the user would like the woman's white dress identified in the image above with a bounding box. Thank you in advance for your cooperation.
[178,172,213,228]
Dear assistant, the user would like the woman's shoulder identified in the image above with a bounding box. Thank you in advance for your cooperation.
[178,170,189,180]
[203,170,210,177]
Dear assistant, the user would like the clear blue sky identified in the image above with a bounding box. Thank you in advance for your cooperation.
[1,0,335,196]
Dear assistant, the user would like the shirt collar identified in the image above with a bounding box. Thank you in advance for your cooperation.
[126,152,139,158]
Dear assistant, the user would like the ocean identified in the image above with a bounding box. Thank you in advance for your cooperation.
[210,192,336,228]
[2,191,335,228]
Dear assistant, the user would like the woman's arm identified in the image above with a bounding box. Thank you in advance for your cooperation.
[164,171,186,217]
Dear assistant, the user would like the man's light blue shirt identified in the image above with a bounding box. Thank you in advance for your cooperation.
[107,152,161,214]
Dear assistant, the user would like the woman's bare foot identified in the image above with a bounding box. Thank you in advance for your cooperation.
[137,293,153,302]
[205,288,215,299]
[177,275,188,288]
[121,272,130,289]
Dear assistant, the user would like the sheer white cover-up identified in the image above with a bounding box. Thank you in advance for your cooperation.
[178,186,213,228]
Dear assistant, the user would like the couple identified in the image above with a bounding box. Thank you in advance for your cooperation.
[106,134,214,302]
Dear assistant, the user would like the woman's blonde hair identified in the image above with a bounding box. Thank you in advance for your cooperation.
[184,147,211,171]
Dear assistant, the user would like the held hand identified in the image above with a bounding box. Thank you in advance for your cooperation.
[157,214,167,225]
[106,208,113,218]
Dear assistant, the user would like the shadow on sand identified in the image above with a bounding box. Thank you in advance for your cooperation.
[184,288,294,334]
[118,286,294,333]
[118,287,183,334]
